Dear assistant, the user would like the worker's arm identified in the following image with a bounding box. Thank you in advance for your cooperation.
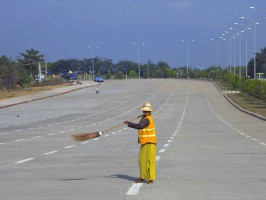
[124,118,149,130]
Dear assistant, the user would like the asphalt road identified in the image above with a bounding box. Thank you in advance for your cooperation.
[0,79,265,200]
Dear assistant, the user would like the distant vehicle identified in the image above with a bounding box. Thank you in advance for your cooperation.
[61,73,78,80]
[95,76,104,82]
[68,73,78,80]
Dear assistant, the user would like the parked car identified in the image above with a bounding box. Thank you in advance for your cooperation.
[95,76,104,82]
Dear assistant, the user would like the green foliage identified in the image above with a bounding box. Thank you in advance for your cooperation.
[167,69,177,78]
[2,65,18,90]
[105,72,111,80]
[17,49,44,76]
[128,70,137,78]
[17,69,33,87]
[261,81,266,100]
[114,71,125,79]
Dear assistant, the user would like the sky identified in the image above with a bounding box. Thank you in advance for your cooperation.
[1,0,266,69]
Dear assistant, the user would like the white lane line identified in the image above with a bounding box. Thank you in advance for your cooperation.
[0,143,6,145]
[245,135,251,138]
[48,133,56,136]
[260,142,266,146]
[32,136,42,139]
[167,140,172,143]
[93,138,100,141]
[44,151,58,155]
[252,138,258,142]
[126,183,143,195]
[59,131,66,133]
[81,141,89,144]
[103,135,109,137]
[156,156,161,161]
[64,145,75,149]
[159,149,166,153]
[164,144,170,147]
[14,139,25,142]
[15,130,22,132]
[15,158,34,164]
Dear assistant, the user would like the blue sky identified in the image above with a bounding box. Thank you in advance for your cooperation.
[1,0,266,68]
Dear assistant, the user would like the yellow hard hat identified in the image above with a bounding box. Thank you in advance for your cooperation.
[141,102,153,112]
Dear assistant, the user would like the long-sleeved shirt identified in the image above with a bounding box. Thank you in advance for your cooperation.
[127,117,150,130]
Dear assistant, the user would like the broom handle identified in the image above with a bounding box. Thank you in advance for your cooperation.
[102,115,143,133]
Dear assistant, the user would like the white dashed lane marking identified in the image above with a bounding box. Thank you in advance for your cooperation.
[44,151,58,155]
[64,145,75,149]
[15,158,34,164]
[126,183,143,196]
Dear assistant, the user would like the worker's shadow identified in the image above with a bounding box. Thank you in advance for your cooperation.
[107,174,136,182]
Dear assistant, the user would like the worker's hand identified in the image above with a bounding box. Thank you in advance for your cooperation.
[124,121,129,124]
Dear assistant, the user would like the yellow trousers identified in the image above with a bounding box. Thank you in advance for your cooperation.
[139,143,156,180]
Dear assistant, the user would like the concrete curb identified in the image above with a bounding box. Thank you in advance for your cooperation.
[212,82,266,121]
[0,82,99,109]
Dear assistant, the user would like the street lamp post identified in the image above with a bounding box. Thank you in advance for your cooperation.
[133,42,144,79]
[229,28,238,75]
[221,34,229,71]
[241,16,259,79]
[182,39,194,78]
[234,22,251,78]
[224,31,233,73]
[211,37,225,68]
[88,46,98,81]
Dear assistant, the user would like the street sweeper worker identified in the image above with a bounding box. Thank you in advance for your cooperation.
[124,102,156,184]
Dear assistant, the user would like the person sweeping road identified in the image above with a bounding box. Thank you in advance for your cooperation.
[124,102,156,184]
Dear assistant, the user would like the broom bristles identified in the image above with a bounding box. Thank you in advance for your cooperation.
[71,132,100,141]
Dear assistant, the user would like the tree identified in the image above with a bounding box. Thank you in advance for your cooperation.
[17,49,44,76]
[2,65,18,90]
[157,61,170,78]
[0,55,12,65]
[247,48,266,78]
[128,70,137,78]
[255,48,266,77]
[115,60,138,76]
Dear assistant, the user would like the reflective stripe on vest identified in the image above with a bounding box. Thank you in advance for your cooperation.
[138,115,156,144]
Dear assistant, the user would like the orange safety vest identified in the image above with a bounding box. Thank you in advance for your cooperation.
[138,115,156,144]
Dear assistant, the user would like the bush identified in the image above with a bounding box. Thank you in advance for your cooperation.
[260,81,266,100]
[2,65,18,90]
[17,69,33,88]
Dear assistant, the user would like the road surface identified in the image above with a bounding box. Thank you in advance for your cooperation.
[0,79,265,200]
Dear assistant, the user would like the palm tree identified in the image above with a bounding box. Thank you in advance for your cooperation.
[17,49,44,76]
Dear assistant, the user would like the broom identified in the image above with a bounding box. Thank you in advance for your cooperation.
[71,115,143,141]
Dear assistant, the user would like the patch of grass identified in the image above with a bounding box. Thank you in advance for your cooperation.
[215,81,236,91]
[215,81,266,117]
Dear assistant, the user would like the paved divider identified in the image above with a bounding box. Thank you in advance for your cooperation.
[0,81,99,109]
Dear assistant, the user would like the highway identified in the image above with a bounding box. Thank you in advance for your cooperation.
[0,79,265,200]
